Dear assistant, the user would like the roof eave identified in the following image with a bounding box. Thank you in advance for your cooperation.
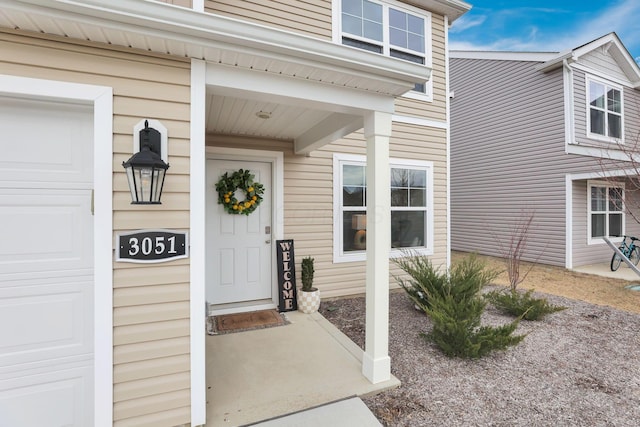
[405,0,472,23]
[1,0,430,96]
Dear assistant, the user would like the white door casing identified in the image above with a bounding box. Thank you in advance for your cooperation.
[206,159,273,305]
[0,76,112,427]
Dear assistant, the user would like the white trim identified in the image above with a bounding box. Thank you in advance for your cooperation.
[586,179,625,245]
[392,114,448,129]
[206,146,285,306]
[0,74,113,427]
[193,0,204,12]
[450,50,557,62]
[189,59,206,426]
[565,143,636,161]
[444,14,451,268]
[133,119,168,163]
[584,75,624,144]
[2,0,427,94]
[205,62,396,115]
[563,59,575,151]
[572,168,639,181]
[332,153,434,263]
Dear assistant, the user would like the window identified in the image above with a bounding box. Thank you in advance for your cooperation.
[588,181,624,242]
[339,0,431,97]
[333,154,433,262]
[587,78,623,142]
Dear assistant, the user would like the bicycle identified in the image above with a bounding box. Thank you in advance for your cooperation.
[610,235,640,271]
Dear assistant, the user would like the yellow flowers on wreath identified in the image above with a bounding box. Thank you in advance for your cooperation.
[215,169,264,215]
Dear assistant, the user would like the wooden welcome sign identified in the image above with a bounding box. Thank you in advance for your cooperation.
[276,239,298,312]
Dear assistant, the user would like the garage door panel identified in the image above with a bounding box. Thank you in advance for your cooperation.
[0,190,93,275]
[0,364,92,427]
[0,279,93,370]
[0,92,95,426]
[0,96,93,186]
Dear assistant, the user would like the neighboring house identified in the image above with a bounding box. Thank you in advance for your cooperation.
[450,33,640,270]
[0,0,469,426]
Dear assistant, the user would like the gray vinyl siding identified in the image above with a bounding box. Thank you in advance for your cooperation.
[580,49,629,82]
[450,58,568,266]
[451,52,640,269]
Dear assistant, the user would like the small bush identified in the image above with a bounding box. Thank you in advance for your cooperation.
[394,253,499,311]
[424,293,525,358]
[395,253,525,358]
[485,289,566,321]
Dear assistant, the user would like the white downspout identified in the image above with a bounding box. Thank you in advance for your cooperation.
[563,58,575,268]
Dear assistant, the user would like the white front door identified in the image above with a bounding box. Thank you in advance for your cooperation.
[206,159,273,305]
[0,96,94,426]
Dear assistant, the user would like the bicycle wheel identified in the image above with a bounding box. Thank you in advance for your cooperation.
[631,247,640,266]
[611,252,622,271]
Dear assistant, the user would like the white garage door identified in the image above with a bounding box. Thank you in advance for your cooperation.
[0,95,94,426]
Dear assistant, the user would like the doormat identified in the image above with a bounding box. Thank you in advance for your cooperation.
[207,309,288,335]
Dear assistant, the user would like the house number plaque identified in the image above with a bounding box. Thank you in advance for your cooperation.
[116,229,189,263]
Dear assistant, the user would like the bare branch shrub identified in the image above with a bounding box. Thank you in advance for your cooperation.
[493,210,539,291]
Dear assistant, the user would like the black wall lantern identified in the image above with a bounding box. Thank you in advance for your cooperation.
[122,120,170,204]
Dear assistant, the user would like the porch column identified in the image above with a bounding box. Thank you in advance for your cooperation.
[363,110,392,383]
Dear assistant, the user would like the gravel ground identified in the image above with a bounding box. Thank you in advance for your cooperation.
[320,289,640,426]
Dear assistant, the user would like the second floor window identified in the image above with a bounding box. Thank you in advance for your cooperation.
[588,78,623,141]
[340,0,430,94]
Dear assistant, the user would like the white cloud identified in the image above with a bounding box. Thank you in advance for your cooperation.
[450,0,640,59]
[450,15,487,33]
[541,0,640,52]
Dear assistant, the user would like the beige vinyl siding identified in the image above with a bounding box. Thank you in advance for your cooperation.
[208,120,448,298]
[395,14,447,122]
[0,30,192,427]
[204,0,332,40]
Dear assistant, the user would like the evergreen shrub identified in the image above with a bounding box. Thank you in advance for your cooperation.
[394,253,525,358]
[484,288,566,321]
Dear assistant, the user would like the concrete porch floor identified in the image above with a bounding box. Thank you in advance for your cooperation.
[205,310,400,426]
[573,262,640,282]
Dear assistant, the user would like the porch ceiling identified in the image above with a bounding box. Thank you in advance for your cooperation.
[206,93,335,143]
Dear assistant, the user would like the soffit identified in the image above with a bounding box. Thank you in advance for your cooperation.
[0,0,430,97]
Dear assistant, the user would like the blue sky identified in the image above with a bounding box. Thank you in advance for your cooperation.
[449,0,640,62]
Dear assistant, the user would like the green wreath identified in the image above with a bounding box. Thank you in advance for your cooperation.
[215,169,264,215]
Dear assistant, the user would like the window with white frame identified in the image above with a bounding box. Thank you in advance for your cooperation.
[339,0,431,96]
[333,154,433,262]
[587,77,623,141]
[588,181,624,241]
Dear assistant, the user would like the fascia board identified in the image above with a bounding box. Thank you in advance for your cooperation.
[450,50,556,62]
[5,0,430,87]
[535,50,575,72]
[407,0,472,23]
